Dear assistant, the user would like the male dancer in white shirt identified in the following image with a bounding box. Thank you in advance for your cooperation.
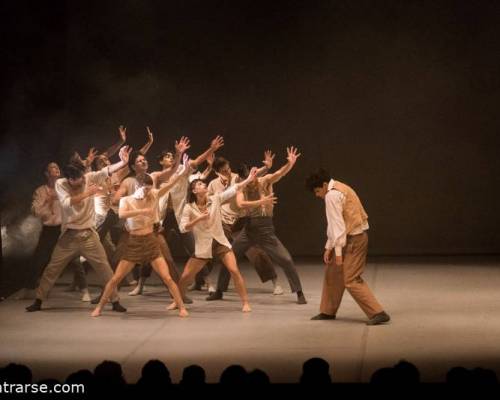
[305,168,390,325]
[25,146,131,312]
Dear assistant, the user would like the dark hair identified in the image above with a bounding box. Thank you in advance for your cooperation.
[92,154,107,171]
[187,179,204,204]
[64,161,86,180]
[305,168,331,192]
[156,150,174,163]
[236,163,250,180]
[137,173,154,187]
[128,151,145,173]
[213,156,229,173]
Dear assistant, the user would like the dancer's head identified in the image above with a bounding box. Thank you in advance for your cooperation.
[237,163,258,188]
[93,154,110,171]
[64,161,87,189]
[129,151,148,175]
[157,150,175,169]
[188,179,207,203]
[213,157,231,181]
[136,173,155,197]
[305,168,331,199]
[44,162,61,181]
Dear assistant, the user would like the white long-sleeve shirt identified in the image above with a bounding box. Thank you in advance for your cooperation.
[325,179,369,256]
[31,185,62,226]
[179,186,237,259]
[55,169,109,233]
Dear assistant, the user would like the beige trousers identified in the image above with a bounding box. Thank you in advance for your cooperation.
[36,229,119,302]
[320,232,383,319]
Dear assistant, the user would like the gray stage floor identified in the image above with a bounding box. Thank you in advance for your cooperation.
[1,257,500,383]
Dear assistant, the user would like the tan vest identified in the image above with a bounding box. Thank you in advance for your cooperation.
[332,180,368,234]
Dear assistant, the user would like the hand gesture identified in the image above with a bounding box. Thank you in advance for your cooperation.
[323,249,333,265]
[87,184,100,196]
[210,135,224,152]
[177,153,190,175]
[286,146,301,165]
[118,145,132,164]
[261,193,278,206]
[175,136,191,154]
[86,147,98,165]
[199,210,210,221]
[246,167,258,183]
[262,150,275,169]
[146,126,154,143]
[118,125,127,142]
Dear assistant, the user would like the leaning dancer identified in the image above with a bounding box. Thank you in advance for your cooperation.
[92,161,190,318]
[305,169,390,325]
[167,167,268,313]
[210,147,307,304]
[26,147,131,312]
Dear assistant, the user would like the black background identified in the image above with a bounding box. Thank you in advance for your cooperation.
[2,0,500,257]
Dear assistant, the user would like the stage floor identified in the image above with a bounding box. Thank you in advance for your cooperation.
[1,257,500,383]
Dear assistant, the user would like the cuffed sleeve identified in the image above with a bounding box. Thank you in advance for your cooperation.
[324,190,346,252]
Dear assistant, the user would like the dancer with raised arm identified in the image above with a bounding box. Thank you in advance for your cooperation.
[25,146,132,312]
[209,147,307,304]
[91,156,191,318]
[167,167,272,313]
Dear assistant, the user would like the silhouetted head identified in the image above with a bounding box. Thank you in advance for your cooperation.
[180,365,206,385]
[300,358,332,384]
[94,360,126,387]
[2,363,32,384]
[393,360,420,384]
[247,369,270,384]
[219,365,247,384]
[140,359,171,385]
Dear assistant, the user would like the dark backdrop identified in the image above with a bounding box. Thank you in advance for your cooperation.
[2,0,500,261]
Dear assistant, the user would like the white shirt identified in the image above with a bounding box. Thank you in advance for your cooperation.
[207,173,243,225]
[55,169,109,233]
[179,186,237,259]
[31,184,62,226]
[119,189,160,232]
[158,165,196,223]
[325,179,369,256]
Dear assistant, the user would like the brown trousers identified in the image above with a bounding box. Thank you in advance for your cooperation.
[320,232,383,319]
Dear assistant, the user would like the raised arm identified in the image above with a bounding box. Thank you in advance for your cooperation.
[179,205,209,232]
[138,126,154,155]
[261,146,301,185]
[157,155,190,198]
[198,153,214,180]
[189,135,224,168]
[107,146,132,175]
[255,150,275,177]
[235,190,277,209]
[103,125,127,158]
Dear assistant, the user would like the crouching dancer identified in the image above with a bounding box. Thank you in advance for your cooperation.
[91,157,191,318]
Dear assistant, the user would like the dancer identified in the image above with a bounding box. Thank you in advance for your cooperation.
[209,147,307,304]
[91,158,190,317]
[16,162,89,301]
[168,167,270,312]
[129,135,224,296]
[305,168,390,325]
[205,152,284,298]
[25,147,131,312]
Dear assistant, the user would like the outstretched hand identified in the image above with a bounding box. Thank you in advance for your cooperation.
[175,136,191,154]
[210,135,224,152]
[286,146,301,165]
[118,145,132,164]
[146,126,154,143]
[119,125,127,142]
[86,147,99,165]
[262,150,275,169]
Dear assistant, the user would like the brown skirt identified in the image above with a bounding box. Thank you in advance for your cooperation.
[195,239,232,261]
[122,233,161,265]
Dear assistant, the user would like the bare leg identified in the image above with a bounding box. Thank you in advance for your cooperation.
[221,251,251,312]
[91,260,134,317]
[167,258,207,310]
[150,257,189,318]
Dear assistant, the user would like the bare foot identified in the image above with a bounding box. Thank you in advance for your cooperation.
[91,308,101,317]
[242,303,252,313]
[166,302,178,311]
[179,308,189,318]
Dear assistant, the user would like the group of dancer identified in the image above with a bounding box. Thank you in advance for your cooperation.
[22,126,390,325]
